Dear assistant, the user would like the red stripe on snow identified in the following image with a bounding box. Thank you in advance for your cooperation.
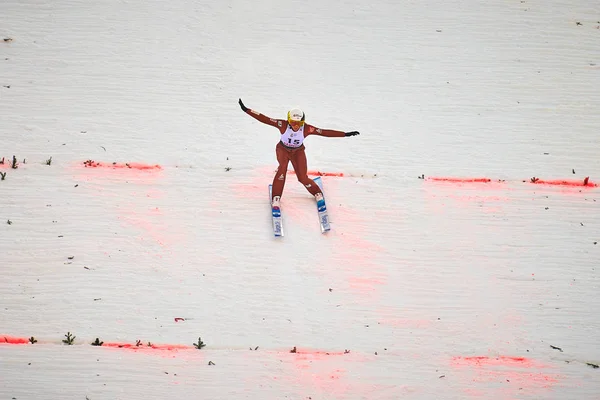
[0,336,30,344]
[528,177,597,187]
[427,177,494,183]
[103,342,194,351]
[82,160,162,170]
[285,170,345,177]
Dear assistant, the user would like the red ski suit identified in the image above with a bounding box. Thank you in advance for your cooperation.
[244,109,345,200]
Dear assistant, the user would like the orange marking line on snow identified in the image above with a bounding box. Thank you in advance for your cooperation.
[103,342,194,351]
[285,170,345,177]
[266,347,386,399]
[82,160,162,170]
[0,335,194,351]
[529,177,597,187]
[0,157,19,169]
[450,355,561,393]
[427,177,494,183]
[426,176,598,188]
[308,170,345,177]
[1,336,30,344]
[451,355,550,368]
[285,347,349,357]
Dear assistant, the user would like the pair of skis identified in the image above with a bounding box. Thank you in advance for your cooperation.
[268,176,330,237]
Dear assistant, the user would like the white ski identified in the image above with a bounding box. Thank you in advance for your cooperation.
[314,176,331,233]
[268,184,283,237]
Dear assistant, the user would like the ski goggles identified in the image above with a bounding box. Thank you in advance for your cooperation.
[288,119,305,126]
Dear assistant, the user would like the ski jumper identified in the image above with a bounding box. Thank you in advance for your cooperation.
[244,109,345,200]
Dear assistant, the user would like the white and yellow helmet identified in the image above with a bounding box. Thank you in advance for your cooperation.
[287,108,305,125]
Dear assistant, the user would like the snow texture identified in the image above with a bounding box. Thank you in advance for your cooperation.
[1,0,599,399]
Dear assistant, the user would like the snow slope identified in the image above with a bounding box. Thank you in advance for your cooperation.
[1,0,599,399]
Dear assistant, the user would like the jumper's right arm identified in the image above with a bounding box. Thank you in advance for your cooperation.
[239,98,282,129]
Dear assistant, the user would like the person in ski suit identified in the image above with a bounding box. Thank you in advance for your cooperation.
[238,98,360,209]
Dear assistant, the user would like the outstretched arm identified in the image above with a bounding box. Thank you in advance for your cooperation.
[305,124,360,138]
[239,98,283,129]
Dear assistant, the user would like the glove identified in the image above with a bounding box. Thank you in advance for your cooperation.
[345,131,360,137]
[238,98,249,113]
